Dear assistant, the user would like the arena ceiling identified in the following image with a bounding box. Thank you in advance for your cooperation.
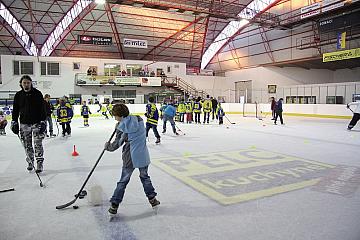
[0,0,257,68]
[1,0,359,71]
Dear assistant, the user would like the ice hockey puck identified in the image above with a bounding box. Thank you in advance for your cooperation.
[73,205,79,209]
[226,127,229,129]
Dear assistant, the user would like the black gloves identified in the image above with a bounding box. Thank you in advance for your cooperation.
[11,121,19,135]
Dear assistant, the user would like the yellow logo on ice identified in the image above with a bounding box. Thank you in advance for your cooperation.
[152,149,335,205]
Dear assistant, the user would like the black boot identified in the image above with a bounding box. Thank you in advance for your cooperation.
[149,197,160,208]
[108,202,119,215]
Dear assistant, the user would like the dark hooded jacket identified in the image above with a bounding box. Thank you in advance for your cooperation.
[12,87,46,124]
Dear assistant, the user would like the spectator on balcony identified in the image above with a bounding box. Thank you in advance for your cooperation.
[139,69,145,77]
[121,70,127,76]
[87,67,93,76]
[150,71,155,77]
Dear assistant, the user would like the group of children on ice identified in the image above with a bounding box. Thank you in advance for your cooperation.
[160,95,226,125]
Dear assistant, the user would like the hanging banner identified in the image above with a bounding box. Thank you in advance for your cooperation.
[323,48,360,62]
[301,3,321,19]
[140,77,162,87]
[123,38,148,48]
[75,74,163,86]
[78,35,112,45]
[336,32,346,50]
[322,0,345,12]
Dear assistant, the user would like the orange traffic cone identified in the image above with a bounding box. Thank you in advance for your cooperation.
[72,145,79,156]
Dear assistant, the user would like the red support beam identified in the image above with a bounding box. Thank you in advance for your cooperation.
[26,0,38,48]
[0,25,15,54]
[105,3,124,58]
[190,17,208,67]
[258,27,275,63]
[59,4,100,56]
[199,17,210,68]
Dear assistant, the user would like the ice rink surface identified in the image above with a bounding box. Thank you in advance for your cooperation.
[1,114,360,240]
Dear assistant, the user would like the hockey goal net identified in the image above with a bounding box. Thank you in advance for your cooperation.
[242,102,260,118]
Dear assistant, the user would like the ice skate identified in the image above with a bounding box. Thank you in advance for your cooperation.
[149,197,160,214]
[108,202,119,218]
[155,138,161,144]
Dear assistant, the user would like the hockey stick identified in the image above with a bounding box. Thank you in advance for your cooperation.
[224,115,235,124]
[0,188,15,193]
[17,134,44,187]
[175,125,186,135]
[56,129,117,210]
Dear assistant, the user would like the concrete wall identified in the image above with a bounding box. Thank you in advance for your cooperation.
[224,66,360,103]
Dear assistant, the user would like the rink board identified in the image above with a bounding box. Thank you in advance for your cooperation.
[152,148,336,205]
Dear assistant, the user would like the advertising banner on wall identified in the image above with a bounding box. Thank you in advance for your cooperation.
[323,48,360,62]
[115,76,140,86]
[75,74,116,85]
[123,38,148,48]
[75,74,162,86]
[140,77,161,87]
[300,3,321,19]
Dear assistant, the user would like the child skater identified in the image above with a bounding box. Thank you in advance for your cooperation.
[105,104,160,215]
[81,101,91,127]
[145,96,161,144]
[57,98,73,137]
[217,103,225,125]
[0,111,8,135]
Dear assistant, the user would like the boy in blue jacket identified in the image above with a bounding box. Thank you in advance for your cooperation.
[105,103,160,215]
[162,101,179,135]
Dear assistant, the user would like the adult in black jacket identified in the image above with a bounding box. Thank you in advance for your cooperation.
[11,75,47,173]
[274,98,284,125]
[211,97,218,120]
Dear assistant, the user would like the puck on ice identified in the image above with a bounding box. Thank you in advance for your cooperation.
[73,205,79,209]
[226,127,229,129]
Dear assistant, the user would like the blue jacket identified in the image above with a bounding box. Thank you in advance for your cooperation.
[117,115,150,168]
[164,104,176,117]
